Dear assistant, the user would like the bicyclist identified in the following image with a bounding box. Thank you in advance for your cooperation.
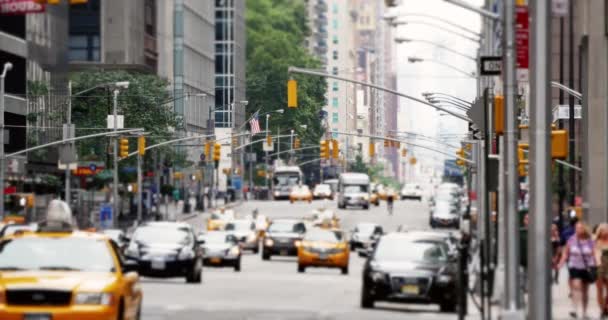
[387,194,394,215]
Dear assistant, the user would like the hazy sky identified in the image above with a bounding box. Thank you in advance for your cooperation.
[391,0,483,167]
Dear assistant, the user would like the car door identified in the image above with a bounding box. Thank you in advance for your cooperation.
[110,240,142,320]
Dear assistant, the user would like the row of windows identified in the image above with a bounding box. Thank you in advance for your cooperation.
[332,112,338,123]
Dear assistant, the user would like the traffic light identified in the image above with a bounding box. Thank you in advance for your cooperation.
[551,130,568,159]
[294,137,301,149]
[369,142,375,158]
[213,143,221,161]
[232,136,238,148]
[320,140,329,159]
[204,141,212,159]
[409,157,417,165]
[331,139,339,159]
[287,79,297,108]
[266,135,272,147]
[401,148,407,157]
[119,138,129,158]
[137,136,146,156]
[518,144,529,177]
[456,148,466,166]
[494,95,504,135]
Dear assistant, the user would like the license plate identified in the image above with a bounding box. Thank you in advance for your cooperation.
[318,253,328,260]
[151,258,166,270]
[280,250,288,256]
[24,314,51,320]
[401,284,419,295]
[210,257,222,264]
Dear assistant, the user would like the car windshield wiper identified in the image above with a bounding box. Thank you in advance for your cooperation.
[39,266,83,271]
[0,266,27,271]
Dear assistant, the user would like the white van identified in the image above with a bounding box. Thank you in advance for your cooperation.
[337,173,370,210]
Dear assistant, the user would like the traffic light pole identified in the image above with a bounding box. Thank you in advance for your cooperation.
[137,149,143,223]
[0,63,11,219]
[112,89,119,228]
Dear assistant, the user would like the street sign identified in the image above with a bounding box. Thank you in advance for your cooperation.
[200,153,206,161]
[231,175,242,190]
[480,56,502,76]
[99,204,113,229]
[262,142,274,152]
[553,105,582,121]
[516,5,530,82]
[247,153,257,162]
[89,163,97,172]
[0,0,45,15]
[106,115,124,129]
[552,0,569,16]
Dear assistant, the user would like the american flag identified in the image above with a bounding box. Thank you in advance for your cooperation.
[249,112,261,134]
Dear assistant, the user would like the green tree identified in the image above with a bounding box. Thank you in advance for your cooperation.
[70,70,178,172]
[350,154,369,173]
[246,0,327,167]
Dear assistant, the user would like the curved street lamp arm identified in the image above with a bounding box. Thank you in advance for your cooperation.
[425,92,473,105]
[424,59,477,78]
[551,81,582,101]
[428,96,472,110]
[395,13,482,37]
[393,20,481,43]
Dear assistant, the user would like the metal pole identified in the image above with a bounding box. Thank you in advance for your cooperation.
[0,63,11,219]
[290,129,294,164]
[529,0,552,319]
[502,0,524,316]
[136,151,142,223]
[65,81,72,207]
[265,114,269,191]
[567,0,575,205]
[557,12,566,230]
[112,89,119,228]
[154,151,161,217]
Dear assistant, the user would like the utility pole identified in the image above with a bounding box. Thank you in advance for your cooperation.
[502,0,524,318]
[290,129,294,164]
[0,62,12,219]
[265,114,270,191]
[154,151,161,217]
[136,138,143,223]
[112,89,119,228]
[65,81,72,208]
[567,0,575,206]
[528,0,552,319]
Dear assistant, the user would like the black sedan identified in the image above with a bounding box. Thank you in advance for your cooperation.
[361,233,457,312]
[125,222,203,283]
[200,231,242,271]
[262,219,306,260]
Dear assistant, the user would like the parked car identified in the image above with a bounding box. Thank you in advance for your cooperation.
[400,184,423,201]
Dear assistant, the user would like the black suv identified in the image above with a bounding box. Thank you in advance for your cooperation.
[262,219,306,260]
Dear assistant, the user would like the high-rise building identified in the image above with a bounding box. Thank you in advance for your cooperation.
[0,3,69,178]
[214,0,246,129]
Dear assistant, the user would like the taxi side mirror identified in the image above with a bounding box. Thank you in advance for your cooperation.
[122,260,139,273]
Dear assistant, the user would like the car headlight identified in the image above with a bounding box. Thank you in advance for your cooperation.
[274,191,280,196]
[370,271,387,283]
[362,194,369,200]
[125,243,139,258]
[247,233,256,242]
[264,238,274,246]
[294,240,302,247]
[74,292,113,305]
[178,247,195,260]
[229,247,240,256]
[438,275,453,283]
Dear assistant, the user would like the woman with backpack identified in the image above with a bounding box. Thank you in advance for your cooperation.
[558,222,597,319]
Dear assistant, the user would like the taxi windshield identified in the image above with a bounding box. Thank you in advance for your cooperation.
[0,237,115,272]
[304,229,342,242]
[225,221,252,231]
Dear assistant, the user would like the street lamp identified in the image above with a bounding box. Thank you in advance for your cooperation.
[426,97,471,111]
[395,37,477,62]
[422,92,472,106]
[383,12,482,37]
[407,56,477,78]
[391,20,481,44]
[111,82,130,227]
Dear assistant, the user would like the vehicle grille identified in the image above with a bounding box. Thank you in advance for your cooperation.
[391,277,432,294]
[305,247,344,255]
[6,289,72,306]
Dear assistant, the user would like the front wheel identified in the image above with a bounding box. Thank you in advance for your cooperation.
[298,264,306,273]
[363,205,369,210]
[360,288,375,309]
[440,300,457,313]
[341,266,349,275]
[234,258,241,272]
[186,259,202,283]
[262,250,270,260]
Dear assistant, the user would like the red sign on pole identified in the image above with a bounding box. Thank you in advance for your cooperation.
[515,5,529,70]
[0,0,45,15]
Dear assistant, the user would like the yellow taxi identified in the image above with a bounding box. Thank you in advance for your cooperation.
[0,201,143,320]
[206,208,235,231]
[297,228,349,275]
[370,192,380,206]
[289,185,313,203]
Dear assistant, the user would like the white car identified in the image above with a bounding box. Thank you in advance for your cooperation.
[400,184,423,201]
[313,184,333,199]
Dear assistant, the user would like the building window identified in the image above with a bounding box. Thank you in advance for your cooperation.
[332,132,339,139]
[69,0,101,62]
[332,113,339,123]
[332,19,338,29]
[332,35,338,44]
[332,67,338,75]
[332,50,338,60]
[332,3,338,13]
[332,97,338,108]
[68,35,100,61]
[332,82,339,91]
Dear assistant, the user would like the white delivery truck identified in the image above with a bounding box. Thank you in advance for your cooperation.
[337,173,370,210]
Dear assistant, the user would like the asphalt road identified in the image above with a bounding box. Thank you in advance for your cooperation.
[140,198,462,320]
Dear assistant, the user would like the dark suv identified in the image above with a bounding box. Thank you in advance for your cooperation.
[262,219,306,260]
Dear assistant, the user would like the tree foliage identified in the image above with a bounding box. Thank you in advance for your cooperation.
[70,70,178,168]
[246,0,327,162]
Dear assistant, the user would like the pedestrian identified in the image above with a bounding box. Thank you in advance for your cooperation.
[552,223,563,284]
[386,194,394,215]
[595,223,608,317]
[558,222,597,319]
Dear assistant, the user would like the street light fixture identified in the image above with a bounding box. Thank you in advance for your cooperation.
[407,56,477,78]
[383,12,482,37]
[395,37,477,62]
